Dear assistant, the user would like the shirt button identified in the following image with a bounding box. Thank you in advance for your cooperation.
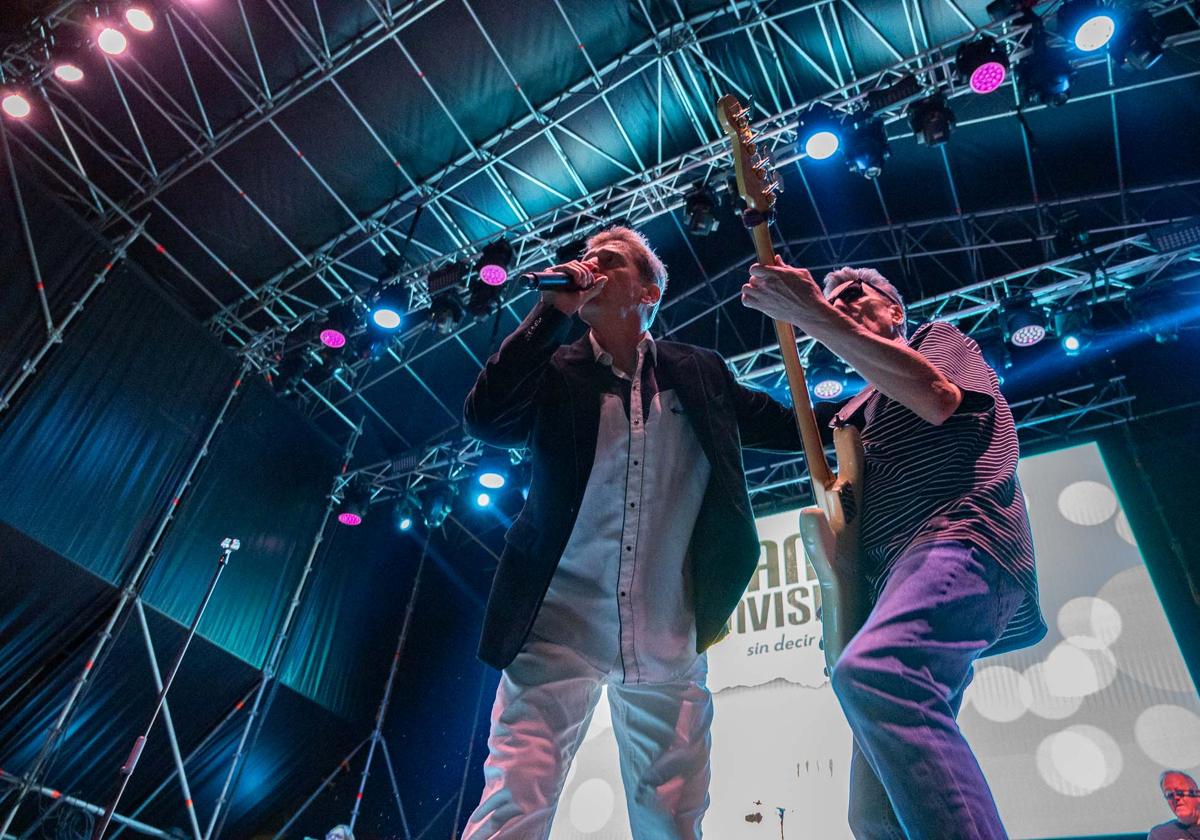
[632,460,639,466]
[625,546,632,552]
[620,591,627,597]
[629,502,635,508]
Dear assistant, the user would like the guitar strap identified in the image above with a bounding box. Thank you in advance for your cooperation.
[831,385,876,429]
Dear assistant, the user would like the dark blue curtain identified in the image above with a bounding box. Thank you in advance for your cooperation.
[0,265,237,583]
[0,267,391,718]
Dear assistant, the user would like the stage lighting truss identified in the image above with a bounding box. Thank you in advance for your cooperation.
[844,116,890,179]
[955,35,1010,95]
[907,94,956,147]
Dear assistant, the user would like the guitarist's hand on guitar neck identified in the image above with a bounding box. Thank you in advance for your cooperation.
[741,255,839,335]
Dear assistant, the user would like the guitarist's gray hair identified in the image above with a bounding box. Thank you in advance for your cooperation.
[822,266,907,337]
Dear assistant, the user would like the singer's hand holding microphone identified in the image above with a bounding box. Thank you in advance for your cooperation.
[520,259,607,316]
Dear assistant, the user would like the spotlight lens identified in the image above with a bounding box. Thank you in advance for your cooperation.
[54,63,85,83]
[479,264,508,287]
[804,130,840,160]
[969,61,1007,94]
[125,7,155,33]
[371,308,402,330]
[476,492,491,508]
[98,27,129,56]
[337,512,363,526]
[478,471,506,489]
[398,516,413,531]
[1010,324,1047,347]
[2,93,32,119]
[319,328,347,348]
[1074,14,1116,51]
[813,379,845,400]
[1062,334,1082,352]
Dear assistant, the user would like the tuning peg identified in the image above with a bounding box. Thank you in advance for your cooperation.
[768,173,784,195]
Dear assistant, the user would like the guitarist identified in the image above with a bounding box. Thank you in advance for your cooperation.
[742,260,1047,840]
[461,226,803,839]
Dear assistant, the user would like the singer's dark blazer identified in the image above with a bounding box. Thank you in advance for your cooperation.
[463,301,803,670]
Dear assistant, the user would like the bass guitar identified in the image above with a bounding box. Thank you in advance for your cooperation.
[717,94,868,672]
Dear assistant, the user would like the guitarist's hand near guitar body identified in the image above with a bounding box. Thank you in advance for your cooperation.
[721,93,1046,840]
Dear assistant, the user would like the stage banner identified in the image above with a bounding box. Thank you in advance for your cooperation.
[705,509,826,692]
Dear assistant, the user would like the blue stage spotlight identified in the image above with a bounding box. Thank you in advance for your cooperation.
[370,287,405,332]
[1058,0,1118,52]
[476,492,492,508]
[478,470,506,489]
[797,104,843,161]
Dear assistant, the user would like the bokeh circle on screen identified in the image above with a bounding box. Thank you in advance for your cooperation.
[1042,639,1118,698]
[1100,566,1194,692]
[1114,509,1137,546]
[1135,704,1200,769]
[1036,725,1123,796]
[569,778,616,832]
[1024,662,1084,720]
[966,665,1030,722]
[1057,596,1122,648]
[1056,480,1118,526]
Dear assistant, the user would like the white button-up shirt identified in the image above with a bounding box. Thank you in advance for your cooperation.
[528,331,713,684]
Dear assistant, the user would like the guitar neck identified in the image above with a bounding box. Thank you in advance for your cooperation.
[748,224,836,491]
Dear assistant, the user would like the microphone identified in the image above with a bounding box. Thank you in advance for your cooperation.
[518,270,586,291]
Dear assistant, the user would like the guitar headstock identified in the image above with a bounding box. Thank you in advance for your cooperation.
[717,94,777,218]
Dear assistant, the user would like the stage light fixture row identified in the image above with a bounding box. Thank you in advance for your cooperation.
[1,4,171,121]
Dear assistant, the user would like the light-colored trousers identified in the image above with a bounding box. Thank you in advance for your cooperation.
[461,637,713,840]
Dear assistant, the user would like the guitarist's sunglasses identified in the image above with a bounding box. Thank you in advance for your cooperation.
[826,278,903,308]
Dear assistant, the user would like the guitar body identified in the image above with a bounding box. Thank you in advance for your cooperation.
[799,424,868,670]
[717,93,870,674]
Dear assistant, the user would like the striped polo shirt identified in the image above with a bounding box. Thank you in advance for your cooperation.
[847,320,1047,655]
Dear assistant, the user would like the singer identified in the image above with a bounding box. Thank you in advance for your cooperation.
[460,226,804,839]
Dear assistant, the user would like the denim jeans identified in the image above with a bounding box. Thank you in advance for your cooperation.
[830,540,1024,840]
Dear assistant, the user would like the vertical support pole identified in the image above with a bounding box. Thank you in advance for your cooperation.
[378,740,413,840]
[269,739,369,840]
[0,116,53,332]
[348,536,429,832]
[204,425,362,840]
[0,362,249,839]
[132,599,205,840]
[92,539,241,840]
[108,680,261,840]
